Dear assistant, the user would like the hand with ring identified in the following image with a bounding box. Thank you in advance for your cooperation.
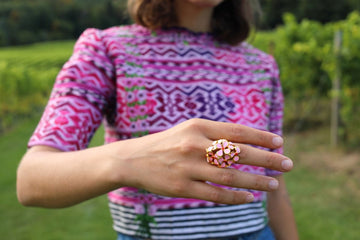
[110,118,293,205]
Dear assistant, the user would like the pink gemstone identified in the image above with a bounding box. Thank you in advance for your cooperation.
[216,150,223,156]
[233,156,240,162]
[224,149,231,154]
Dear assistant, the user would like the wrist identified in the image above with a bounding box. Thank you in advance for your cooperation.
[102,140,137,190]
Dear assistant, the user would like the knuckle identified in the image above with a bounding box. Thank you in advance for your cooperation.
[171,181,187,195]
[208,189,222,203]
[229,192,239,204]
[252,175,264,189]
[234,192,248,204]
[230,125,245,139]
[265,153,279,169]
[186,118,201,129]
[256,132,268,145]
[184,118,206,134]
[239,146,249,159]
[220,171,236,186]
[178,139,199,155]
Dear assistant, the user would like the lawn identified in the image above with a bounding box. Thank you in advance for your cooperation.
[284,128,360,240]
[0,116,115,240]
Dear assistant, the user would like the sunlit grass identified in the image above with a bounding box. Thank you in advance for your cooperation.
[284,128,360,240]
[0,117,114,240]
[0,40,75,69]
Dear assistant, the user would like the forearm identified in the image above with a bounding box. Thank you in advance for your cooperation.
[267,175,298,240]
[16,143,126,208]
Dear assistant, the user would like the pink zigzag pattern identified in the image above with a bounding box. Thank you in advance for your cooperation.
[29,97,102,151]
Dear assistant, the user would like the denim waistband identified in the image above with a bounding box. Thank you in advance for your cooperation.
[116,225,275,240]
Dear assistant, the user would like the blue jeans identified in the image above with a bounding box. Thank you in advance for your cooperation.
[116,225,275,240]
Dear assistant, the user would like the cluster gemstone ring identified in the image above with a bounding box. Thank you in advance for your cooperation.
[206,139,241,168]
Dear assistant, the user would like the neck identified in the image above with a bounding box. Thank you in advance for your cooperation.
[174,1,214,33]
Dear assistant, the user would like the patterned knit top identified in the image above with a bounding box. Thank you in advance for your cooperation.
[29,24,284,240]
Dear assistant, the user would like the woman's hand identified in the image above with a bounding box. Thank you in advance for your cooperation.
[110,118,293,205]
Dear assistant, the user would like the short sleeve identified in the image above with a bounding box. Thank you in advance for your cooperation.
[28,28,115,151]
[266,59,284,176]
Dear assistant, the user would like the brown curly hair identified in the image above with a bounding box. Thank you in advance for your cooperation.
[127,0,257,45]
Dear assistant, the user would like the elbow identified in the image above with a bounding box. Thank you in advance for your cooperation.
[16,147,67,208]
[16,177,51,208]
[16,168,74,209]
[17,188,34,207]
[16,152,38,207]
[17,190,35,207]
[16,171,37,207]
[16,164,45,207]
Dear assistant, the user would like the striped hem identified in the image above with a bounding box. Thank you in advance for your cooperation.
[109,201,268,240]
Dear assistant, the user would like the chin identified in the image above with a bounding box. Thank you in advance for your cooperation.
[186,0,224,8]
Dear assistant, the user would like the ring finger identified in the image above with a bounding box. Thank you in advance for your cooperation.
[202,139,293,172]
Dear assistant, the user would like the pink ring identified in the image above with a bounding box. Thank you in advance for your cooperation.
[206,139,241,168]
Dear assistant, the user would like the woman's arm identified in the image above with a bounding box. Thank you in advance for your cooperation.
[267,175,299,240]
[17,119,293,208]
[17,144,122,208]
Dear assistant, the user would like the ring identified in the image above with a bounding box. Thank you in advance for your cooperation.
[206,139,241,168]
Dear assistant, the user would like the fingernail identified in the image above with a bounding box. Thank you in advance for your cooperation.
[269,179,279,190]
[281,159,293,170]
[272,136,283,147]
[246,194,254,203]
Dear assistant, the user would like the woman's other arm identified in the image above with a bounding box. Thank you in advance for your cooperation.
[267,175,299,240]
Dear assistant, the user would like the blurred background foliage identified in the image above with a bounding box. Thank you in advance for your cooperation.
[1,1,360,239]
[260,0,360,28]
[0,0,130,46]
[259,12,360,147]
[1,0,359,46]
[1,0,360,147]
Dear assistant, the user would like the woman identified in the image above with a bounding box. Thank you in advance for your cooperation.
[17,0,298,239]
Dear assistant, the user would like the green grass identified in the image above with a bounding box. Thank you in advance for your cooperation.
[0,40,75,69]
[0,116,115,240]
[284,129,360,240]
[285,166,360,240]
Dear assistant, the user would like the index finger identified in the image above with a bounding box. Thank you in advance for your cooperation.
[198,119,283,149]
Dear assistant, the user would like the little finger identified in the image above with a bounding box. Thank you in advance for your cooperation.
[194,166,279,192]
[184,180,255,205]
